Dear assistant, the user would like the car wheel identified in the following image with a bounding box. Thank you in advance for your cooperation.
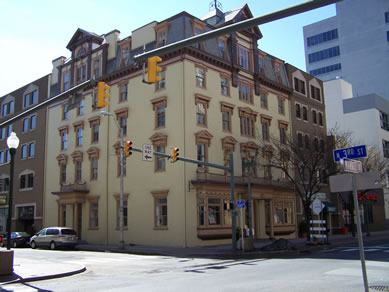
[13,241,17,248]
[50,241,56,250]
[30,241,37,249]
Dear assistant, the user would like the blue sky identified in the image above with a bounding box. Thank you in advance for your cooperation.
[0,0,336,97]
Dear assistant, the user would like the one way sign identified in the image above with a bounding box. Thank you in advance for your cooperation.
[142,144,153,162]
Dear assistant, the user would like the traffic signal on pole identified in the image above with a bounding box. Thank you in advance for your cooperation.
[97,81,111,108]
[147,56,163,83]
[125,141,133,157]
[171,147,179,163]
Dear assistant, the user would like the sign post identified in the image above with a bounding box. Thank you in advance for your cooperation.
[331,145,369,292]
[351,174,369,292]
[236,200,246,251]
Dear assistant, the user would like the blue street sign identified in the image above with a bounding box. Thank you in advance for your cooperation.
[236,200,245,208]
[333,145,367,162]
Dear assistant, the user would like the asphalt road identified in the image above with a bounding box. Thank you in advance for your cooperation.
[2,240,389,292]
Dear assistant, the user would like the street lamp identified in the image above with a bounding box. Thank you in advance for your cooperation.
[100,111,125,249]
[241,151,255,238]
[6,132,19,250]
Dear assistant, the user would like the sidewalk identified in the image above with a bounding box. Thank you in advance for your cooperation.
[0,256,86,285]
[76,229,389,258]
[1,230,388,286]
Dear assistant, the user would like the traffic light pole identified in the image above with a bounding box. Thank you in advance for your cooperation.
[130,147,238,250]
[119,127,125,249]
[101,111,125,249]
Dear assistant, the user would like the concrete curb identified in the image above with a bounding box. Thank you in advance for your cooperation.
[1,265,86,285]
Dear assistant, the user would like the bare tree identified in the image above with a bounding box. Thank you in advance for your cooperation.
[362,146,387,182]
[256,126,352,240]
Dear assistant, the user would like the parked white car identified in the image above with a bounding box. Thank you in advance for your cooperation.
[30,227,78,250]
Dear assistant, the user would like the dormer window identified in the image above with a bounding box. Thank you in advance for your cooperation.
[194,27,202,49]
[155,21,169,48]
[294,77,306,95]
[24,90,38,108]
[218,37,228,60]
[1,97,14,117]
[218,39,225,58]
[77,46,87,57]
[63,71,69,91]
[122,47,129,65]
[157,31,167,47]
[238,46,250,71]
[192,19,206,50]
[118,39,131,68]
[274,63,281,81]
[75,63,87,83]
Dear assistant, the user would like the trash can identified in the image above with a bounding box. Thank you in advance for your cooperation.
[0,250,14,275]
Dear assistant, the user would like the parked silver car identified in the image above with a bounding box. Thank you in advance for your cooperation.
[30,227,78,250]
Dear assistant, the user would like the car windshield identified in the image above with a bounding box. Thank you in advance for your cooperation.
[61,229,77,235]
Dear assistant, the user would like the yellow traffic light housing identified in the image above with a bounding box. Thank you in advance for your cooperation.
[125,141,133,157]
[97,81,111,108]
[147,56,162,83]
[171,147,179,163]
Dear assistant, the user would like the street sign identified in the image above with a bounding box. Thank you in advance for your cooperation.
[333,145,367,162]
[311,192,326,200]
[343,159,363,173]
[142,144,153,162]
[236,200,246,209]
[311,198,325,215]
[0,194,7,205]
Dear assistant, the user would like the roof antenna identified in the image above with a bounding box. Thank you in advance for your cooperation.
[209,0,222,11]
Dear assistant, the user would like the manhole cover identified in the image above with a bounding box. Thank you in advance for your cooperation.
[369,286,389,291]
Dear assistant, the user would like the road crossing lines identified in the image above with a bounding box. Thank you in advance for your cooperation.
[341,247,389,253]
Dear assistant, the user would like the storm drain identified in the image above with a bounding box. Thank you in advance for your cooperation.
[369,286,389,291]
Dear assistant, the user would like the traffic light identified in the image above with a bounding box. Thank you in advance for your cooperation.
[97,81,110,108]
[224,200,234,210]
[147,56,162,83]
[125,141,133,157]
[171,147,179,163]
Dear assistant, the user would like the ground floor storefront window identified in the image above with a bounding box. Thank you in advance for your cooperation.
[197,196,232,239]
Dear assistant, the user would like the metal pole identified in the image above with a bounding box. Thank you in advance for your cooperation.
[230,154,237,250]
[352,174,369,292]
[247,161,252,236]
[119,127,125,249]
[101,111,125,249]
[6,148,16,250]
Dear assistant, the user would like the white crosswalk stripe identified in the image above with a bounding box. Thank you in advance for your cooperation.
[342,247,389,252]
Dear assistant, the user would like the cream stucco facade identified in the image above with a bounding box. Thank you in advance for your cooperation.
[43,6,298,247]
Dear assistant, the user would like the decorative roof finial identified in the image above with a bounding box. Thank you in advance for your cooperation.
[209,0,222,11]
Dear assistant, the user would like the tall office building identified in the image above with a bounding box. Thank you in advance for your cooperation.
[303,0,389,100]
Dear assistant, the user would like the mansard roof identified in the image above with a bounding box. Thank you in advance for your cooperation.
[66,28,104,51]
[202,4,262,39]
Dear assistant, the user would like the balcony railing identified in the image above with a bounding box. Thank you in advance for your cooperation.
[60,181,89,192]
[195,172,292,189]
